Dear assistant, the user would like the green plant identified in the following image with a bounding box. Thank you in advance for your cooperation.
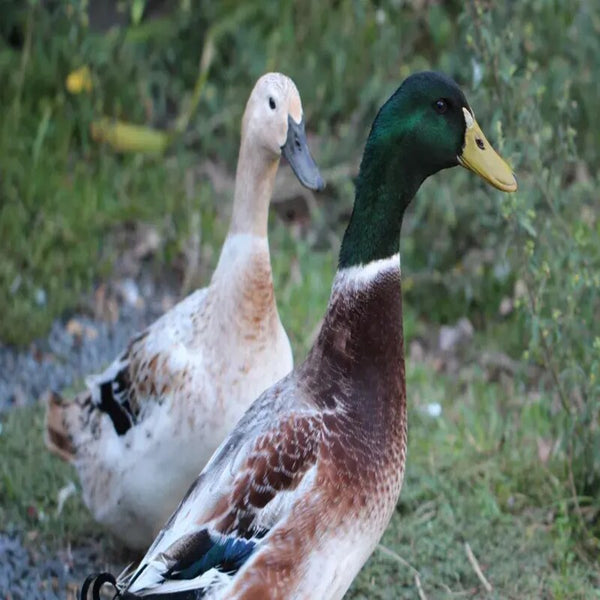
[458,0,600,550]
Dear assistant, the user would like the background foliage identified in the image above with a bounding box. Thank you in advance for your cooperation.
[0,0,599,596]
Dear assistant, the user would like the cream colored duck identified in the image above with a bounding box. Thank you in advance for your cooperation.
[45,73,324,550]
[81,72,516,600]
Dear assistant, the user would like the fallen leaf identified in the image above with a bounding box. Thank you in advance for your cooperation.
[26,529,39,542]
[56,481,77,516]
[91,118,169,154]
[537,437,553,465]
[66,318,84,339]
[499,296,513,316]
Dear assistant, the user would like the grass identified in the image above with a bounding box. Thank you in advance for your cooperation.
[0,400,98,542]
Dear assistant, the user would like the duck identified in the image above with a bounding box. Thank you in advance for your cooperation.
[81,71,517,600]
[45,72,324,551]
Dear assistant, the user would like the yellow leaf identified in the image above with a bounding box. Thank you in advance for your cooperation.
[66,66,92,94]
[90,118,169,154]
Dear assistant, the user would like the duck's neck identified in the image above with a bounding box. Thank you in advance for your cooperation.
[209,135,280,336]
[307,102,431,405]
[228,139,279,239]
[318,139,418,378]
[338,136,424,269]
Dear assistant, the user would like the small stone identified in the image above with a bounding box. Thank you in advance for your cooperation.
[117,278,143,308]
[499,296,513,316]
[161,294,176,312]
[426,402,442,418]
[9,274,22,295]
[34,287,47,306]
[133,225,161,259]
[439,317,474,352]
[84,325,98,341]
[409,340,425,362]
[514,279,528,300]
[66,319,84,339]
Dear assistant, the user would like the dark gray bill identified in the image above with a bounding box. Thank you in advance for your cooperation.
[281,116,325,191]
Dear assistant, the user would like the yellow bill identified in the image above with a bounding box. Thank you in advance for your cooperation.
[458,107,517,192]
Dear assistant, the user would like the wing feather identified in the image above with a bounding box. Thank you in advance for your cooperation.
[122,384,323,597]
[85,288,208,435]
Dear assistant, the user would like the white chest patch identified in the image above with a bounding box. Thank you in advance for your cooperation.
[333,254,400,292]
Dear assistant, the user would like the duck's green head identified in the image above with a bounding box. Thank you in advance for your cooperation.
[366,71,517,192]
[340,71,516,268]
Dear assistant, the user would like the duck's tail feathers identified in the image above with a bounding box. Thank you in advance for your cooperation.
[80,571,207,600]
[43,389,90,462]
[120,592,206,600]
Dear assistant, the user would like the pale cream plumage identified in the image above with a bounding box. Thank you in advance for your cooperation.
[44,73,323,550]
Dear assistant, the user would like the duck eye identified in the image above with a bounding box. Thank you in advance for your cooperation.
[269,97,276,110]
[434,99,448,114]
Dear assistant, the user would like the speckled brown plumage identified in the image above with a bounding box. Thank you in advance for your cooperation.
[228,267,407,599]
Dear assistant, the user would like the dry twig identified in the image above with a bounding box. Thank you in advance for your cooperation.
[414,573,428,600]
[376,544,427,599]
[464,542,492,593]
[376,543,419,575]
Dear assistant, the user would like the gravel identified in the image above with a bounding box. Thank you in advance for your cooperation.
[0,279,171,412]
[0,533,120,599]
[0,532,127,599]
